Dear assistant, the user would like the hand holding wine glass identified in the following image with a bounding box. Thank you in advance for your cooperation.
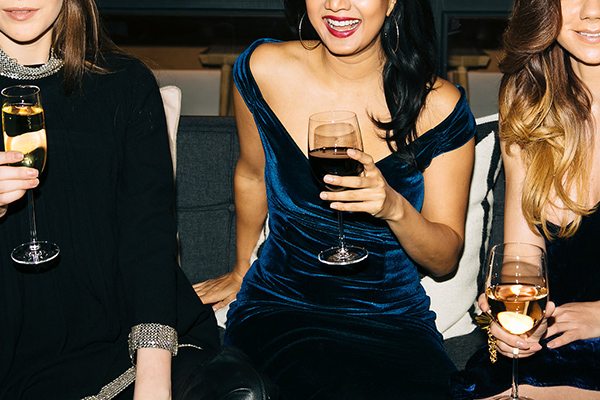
[2,85,59,265]
[485,242,549,400]
[308,110,368,266]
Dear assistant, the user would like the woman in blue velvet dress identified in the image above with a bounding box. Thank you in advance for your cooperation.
[452,0,600,399]
[196,0,476,398]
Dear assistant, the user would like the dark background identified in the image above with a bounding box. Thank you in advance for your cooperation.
[98,0,512,75]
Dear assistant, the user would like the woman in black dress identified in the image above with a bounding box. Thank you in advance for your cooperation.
[0,1,268,399]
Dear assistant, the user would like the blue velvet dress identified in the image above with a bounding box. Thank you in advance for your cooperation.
[452,207,600,399]
[225,39,476,400]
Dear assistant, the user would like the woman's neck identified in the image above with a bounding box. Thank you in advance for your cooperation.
[316,41,385,85]
[0,33,53,66]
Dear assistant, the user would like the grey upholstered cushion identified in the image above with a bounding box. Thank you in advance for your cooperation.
[176,116,238,284]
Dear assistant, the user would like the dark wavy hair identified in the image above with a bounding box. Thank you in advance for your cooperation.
[52,0,120,93]
[284,0,437,163]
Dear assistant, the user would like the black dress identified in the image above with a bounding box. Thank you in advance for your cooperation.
[0,55,220,399]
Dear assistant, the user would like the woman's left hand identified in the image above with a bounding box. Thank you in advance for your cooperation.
[320,149,404,221]
[545,300,600,349]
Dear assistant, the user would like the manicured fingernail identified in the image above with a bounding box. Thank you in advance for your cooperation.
[320,192,328,200]
[26,169,38,177]
[347,148,357,156]
[13,152,23,161]
[324,175,334,183]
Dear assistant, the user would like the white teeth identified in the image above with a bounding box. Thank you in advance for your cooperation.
[579,32,600,37]
[325,18,360,28]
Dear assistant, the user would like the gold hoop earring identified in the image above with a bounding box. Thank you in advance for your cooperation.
[298,13,320,50]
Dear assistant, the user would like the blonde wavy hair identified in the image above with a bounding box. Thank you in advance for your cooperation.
[499,0,595,239]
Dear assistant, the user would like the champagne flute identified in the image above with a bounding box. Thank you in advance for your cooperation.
[485,242,549,400]
[308,110,368,266]
[2,85,59,265]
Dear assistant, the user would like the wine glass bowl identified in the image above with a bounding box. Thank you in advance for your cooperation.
[308,110,368,266]
[485,242,548,400]
[2,85,59,265]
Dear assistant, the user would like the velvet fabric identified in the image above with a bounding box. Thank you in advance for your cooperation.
[452,206,600,399]
[225,38,476,399]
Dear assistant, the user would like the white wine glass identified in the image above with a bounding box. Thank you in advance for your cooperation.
[2,85,59,265]
[308,110,368,266]
[485,242,549,400]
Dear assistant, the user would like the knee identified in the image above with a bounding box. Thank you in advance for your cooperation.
[180,347,278,400]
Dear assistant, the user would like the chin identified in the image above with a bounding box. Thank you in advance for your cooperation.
[572,52,600,67]
[1,27,51,45]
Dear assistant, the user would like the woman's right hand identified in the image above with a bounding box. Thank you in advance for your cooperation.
[0,151,39,216]
[193,269,245,311]
[478,293,555,358]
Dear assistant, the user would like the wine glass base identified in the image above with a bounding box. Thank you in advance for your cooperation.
[11,241,60,265]
[318,246,368,266]
[494,396,534,400]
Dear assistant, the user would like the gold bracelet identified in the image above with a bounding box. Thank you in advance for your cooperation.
[475,313,497,364]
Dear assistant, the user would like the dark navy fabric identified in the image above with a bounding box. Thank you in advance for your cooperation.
[225,38,476,399]
[452,207,600,399]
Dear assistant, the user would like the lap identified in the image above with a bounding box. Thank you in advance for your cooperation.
[226,310,455,400]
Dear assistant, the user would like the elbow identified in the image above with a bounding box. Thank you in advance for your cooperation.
[428,232,464,279]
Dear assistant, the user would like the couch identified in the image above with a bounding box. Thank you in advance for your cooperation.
[172,112,505,370]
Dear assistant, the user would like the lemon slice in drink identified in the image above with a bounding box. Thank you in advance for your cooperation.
[498,311,534,335]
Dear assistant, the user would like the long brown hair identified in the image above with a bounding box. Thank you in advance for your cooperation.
[499,0,595,239]
[52,0,119,92]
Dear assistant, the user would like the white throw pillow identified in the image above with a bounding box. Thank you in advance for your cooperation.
[421,113,501,339]
[159,85,182,175]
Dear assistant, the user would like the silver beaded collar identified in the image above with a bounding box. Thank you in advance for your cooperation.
[0,48,63,80]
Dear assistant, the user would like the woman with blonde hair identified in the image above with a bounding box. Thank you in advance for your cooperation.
[453,0,600,398]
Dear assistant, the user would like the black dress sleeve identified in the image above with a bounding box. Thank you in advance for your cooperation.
[115,60,179,327]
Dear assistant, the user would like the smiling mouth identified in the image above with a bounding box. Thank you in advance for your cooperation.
[324,18,361,31]
[577,31,600,38]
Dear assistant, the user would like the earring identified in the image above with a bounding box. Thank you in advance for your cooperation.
[298,13,321,50]
[385,17,400,53]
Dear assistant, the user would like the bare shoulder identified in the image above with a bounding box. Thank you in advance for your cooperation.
[248,41,305,91]
[428,78,462,115]
[417,78,462,136]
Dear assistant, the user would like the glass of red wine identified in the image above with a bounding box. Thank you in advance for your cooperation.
[308,110,368,266]
[485,242,549,400]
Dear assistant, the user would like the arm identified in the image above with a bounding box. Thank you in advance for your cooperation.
[194,86,268,309]
[133,348,172,400]
[115,62,181,397]
[482,141,554,358]
[323,83,474,277]
[0,151,39,218]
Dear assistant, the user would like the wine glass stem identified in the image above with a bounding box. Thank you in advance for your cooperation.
[27,190,40,247]
[336,211,347,252]
[511,348,519,399]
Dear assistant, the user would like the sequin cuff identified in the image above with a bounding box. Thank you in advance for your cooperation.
[128,323,178,365]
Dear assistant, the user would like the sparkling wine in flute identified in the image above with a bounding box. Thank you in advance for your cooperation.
[2,104,47,172]
[309,145,364,191]
[486,283,548,335]
[1,85,59,266]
